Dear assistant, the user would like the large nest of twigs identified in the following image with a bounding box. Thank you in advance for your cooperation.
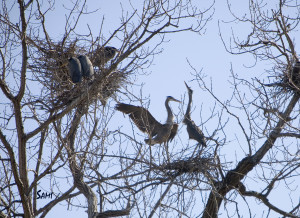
[53,70,127,110]
[270,61,300,93]
[28,40,126,111]
[162,156,217,175]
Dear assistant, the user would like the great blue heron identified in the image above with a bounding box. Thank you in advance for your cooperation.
[91,46,119,67]
[183,82,207,147]
[68,57,82,83]
[78,55,94,79]
[116,96,181,145]
[291,61,300,84]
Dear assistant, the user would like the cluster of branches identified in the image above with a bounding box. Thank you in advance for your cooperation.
[200,0,300,217]
[0,0,213,218]
[0,0,300,217]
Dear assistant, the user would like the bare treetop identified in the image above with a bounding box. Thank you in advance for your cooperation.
[1,0,299,218]
[0,1,215,218]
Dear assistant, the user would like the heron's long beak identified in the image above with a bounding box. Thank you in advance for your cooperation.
[172,98,181,103]
[184,81,192,91]
[184,81,189,88]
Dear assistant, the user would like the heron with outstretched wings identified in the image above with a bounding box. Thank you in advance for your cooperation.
[116,96,180,145]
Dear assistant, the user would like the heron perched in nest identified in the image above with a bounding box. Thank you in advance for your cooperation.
[68,57,82,83]
[289,61,300,87]
[68,55,94,83]
[116,96,181,145]
[78,55,94,79]
[183,82,207,147]
[91,46,119,67]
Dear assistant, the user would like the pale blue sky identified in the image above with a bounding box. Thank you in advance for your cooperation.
[5,0,300,217]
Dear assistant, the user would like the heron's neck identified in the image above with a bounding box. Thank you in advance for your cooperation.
[185,92,192,119]
[165,99,174,124]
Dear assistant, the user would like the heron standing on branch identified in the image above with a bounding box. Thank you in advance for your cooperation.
[183,82,207,147]
[115,96,181,145]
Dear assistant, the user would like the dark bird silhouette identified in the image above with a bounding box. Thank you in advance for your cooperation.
[91,46,119,67]
[290,61,300,85]
[116,96,181,145]
[183,82,207,147]
[78,55,94,79]
[68,57,82,83]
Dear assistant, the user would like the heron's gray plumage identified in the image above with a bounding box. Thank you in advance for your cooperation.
[68,57,82,83]
[291,61,300,84]
[78,55,94,79]
[183,82,207,147]
[116,96,180,145]
[91,46,118,67]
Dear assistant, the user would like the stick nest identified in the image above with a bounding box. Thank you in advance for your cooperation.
[162,156,217,175]
[269,62,300,93]
[28,40,127,111]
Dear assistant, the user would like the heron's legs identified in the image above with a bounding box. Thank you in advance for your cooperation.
[164,142,171,163]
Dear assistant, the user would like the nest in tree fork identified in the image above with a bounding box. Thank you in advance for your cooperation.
[162,156,217,175]
[53,70,126,110]
[28,41,126,110]
[285,61,300,92]
[269,61,300,93]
